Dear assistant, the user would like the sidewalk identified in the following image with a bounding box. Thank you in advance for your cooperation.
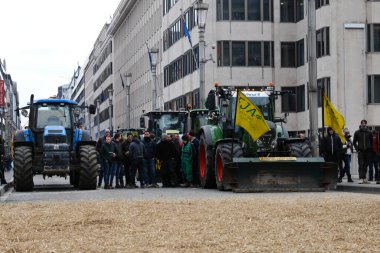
[0,168,13,197]
[335,174,380,194]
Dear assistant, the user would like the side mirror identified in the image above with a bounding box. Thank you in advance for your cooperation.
[21,109,28,117]
[140,117,145,128]
[206,91,216,111]
[74,107,81,116]
[88,104,96,114]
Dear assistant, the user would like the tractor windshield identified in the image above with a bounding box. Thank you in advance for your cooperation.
[229,96,272,122]
[157,114,185,135]
[36,104,72,129]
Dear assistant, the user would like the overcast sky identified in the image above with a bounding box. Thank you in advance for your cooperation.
[0,0,121,111]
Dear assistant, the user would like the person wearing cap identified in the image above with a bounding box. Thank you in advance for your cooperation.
[321,127,343,168]
[95,129,111,188]
[340,128,354,183]
[353,119,373,184]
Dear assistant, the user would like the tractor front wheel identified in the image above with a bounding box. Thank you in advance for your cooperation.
[14,146,34,192]
[199,134,216,188]
[215,142,243,191]
[289,142,312,157]
[78,145,98,190]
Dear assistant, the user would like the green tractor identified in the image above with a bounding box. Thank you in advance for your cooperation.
[13,95,98,191]
[140,110,188,140]
[198,85,337,192]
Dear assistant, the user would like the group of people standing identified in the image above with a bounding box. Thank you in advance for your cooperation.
[96,129,200,189]
[321,119,380,184]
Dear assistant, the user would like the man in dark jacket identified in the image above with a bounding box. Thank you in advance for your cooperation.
[322,127,343,165]
[129,136,147,188]
[353,119,373,184]
[142,131,157,187]
[96,129,111,187]
[156,134,179,187]
[121,133,134,188]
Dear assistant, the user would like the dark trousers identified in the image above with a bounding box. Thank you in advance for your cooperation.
[358,151,371,180]
[161,159,177,187]
[368,161,379,181]
[192,161,200,185]
[123,161,131,186]
[131,158,147,186]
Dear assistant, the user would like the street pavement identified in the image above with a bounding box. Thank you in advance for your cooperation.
[1,168,379,197]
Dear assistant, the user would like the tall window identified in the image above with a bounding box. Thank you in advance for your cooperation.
[280,0,304,22]
[296,39,305,67]
[316,27,330,58]
[367,24,380,52]
[317,77,331,107]
[247,0,260,20]
[316,0,329,9]
[232,42,246,66]
[281,85,305,112]
[232,0,245,20]
[248,42,261,66]
[217,0,273,21]
[218,41,274,67]
[281,42,295,67]
[368,75,380,104]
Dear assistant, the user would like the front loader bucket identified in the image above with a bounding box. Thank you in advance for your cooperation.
[224,157,337,192]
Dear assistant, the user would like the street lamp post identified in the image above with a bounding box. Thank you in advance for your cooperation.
[108,88,113,134]
[125,73,132,128]
[149,47,159,111]
[96,98,100,139]
[196,0,209,109]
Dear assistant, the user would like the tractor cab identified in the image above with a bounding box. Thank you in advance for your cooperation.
[140,111,188,141]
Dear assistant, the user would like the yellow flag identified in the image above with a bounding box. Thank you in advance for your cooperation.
[323,94,345,143]
[235,90,270,141]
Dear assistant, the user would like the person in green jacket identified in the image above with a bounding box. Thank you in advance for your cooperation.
[181,135,193,187]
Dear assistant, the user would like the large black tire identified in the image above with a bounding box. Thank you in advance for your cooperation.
[199,134,216,188]
[14,146,34,192]
[289,142,312,157]
[215,142,244,191]
[78,145,98,190]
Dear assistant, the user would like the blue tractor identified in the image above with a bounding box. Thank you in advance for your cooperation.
[14,95,97,191]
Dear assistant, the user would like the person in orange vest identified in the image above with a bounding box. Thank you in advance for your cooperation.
[368,130,379,183]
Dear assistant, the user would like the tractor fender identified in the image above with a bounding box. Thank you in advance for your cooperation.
[14,129,35,147]
[200,125,223,147]
[200,125,213,146]
[72,129,93,150]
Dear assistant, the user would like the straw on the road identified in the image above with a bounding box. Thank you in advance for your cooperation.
[0,193,379,252]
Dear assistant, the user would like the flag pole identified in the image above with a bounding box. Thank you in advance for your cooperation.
[321,86,325,139]
[180,9,198,69]
[232,89,239,158]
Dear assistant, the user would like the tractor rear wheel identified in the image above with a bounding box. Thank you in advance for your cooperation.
[215,142,243,191]
[199,134,216,188]
[14,146,34,192]
[289,142,312,157]
[78,145,98,190]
